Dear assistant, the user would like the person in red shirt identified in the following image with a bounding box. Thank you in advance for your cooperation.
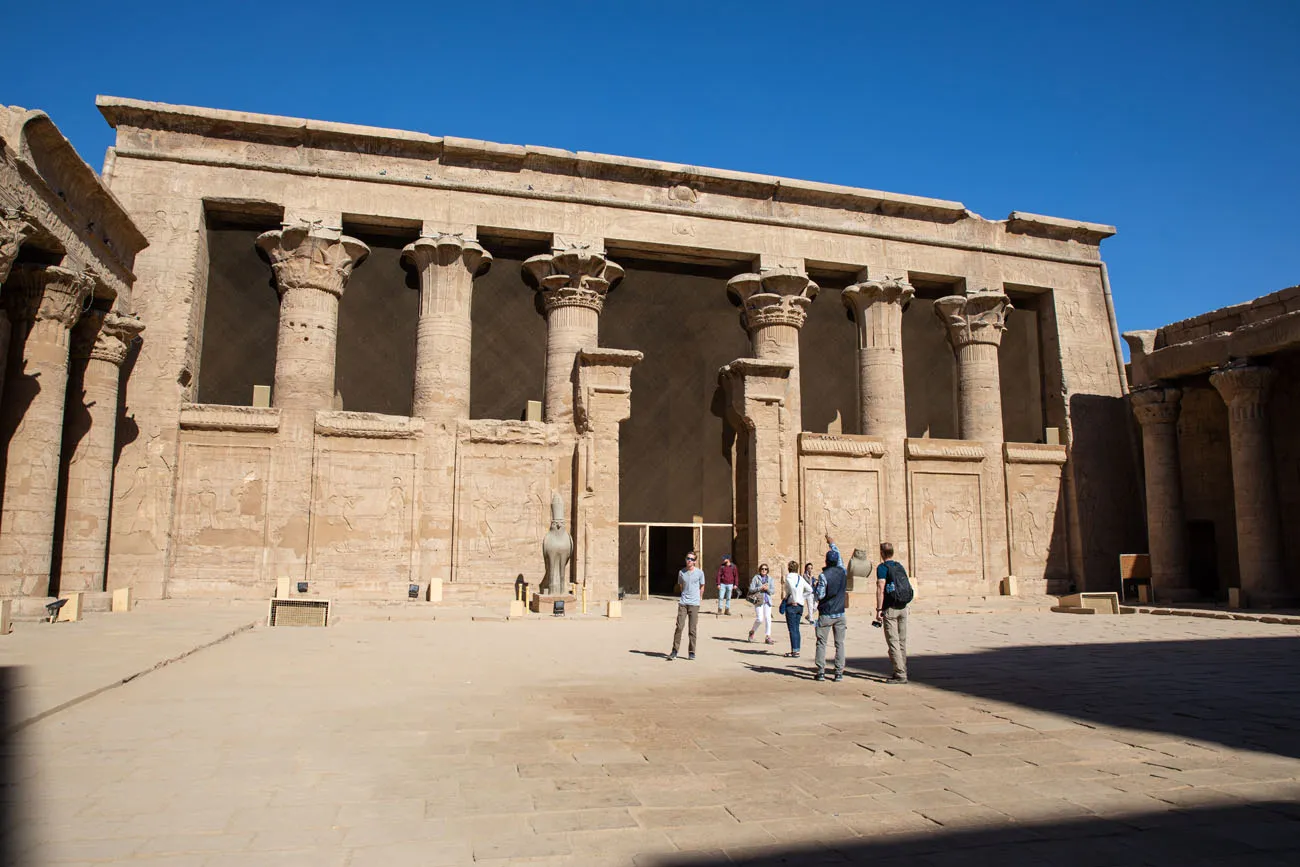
[715,555,739,615]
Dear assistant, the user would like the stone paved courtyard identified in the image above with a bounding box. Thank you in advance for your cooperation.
[4,601,1300,866]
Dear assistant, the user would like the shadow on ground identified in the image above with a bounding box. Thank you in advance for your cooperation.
[648,800,1300,866]
[840,637,1300,759]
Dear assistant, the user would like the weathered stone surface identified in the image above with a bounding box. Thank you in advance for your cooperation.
[1129,386,1194,603]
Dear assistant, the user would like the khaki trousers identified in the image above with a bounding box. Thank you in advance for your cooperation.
[883,606,908,679]
[673,604,699,654]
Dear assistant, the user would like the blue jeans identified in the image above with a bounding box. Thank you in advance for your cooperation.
[785,603,804,653]
[717,584,734,610]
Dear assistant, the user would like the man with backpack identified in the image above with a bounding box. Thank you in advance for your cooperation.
[873,542,913,684]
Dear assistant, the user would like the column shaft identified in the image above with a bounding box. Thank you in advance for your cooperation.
[523,245,622,428]
[1211,364,1284,605]
[1,209,36,407]
[955,341,1003,442]
[59,313,142,593]
[843,276,913,439]
[934,289,1013,442]
[544,304,599,424]
[1130,387,1192,601]
[257,226,369,411]
[0,265,93,598]
[402,235,492,423]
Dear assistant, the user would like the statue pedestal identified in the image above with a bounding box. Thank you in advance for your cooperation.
[530,593,576,614]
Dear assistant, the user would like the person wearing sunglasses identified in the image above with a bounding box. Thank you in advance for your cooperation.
[668,551,705,660]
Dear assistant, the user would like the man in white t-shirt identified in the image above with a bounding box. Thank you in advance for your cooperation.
[668,551,706,661]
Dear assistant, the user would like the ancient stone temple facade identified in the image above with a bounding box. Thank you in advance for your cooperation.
[0,105,147,615]
[1,95,1141,609]
[1125,286,1300,607]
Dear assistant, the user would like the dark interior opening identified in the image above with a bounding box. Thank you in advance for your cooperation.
[648,525,695,596]
[470,236,549,420]
[904,274,963,439]
[800,272,859,435]
[1188,518,1219,599]
[1001,288,1047,443]
[601,259,749,526]
[335,224,419,416]
[196,217,281,406]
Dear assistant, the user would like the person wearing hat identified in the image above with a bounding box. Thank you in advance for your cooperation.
[715,555,739,615]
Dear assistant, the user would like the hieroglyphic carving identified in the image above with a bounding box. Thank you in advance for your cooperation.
[1007,464,1068,583]
[802,468,880,570]
[1003,443,1068,465]
[309,450,416,584]
[171,444,271,586]
[910,472,984,588]
[905,439,986,461]
[453,455,552,585]
[314,411,424,439]
[462,420,558,446]
[179,404,282,432]
[798,433,886,458]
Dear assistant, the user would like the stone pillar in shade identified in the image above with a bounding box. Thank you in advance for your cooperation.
[842,273,913,438]
[59,311,144,593]
[1130,385,1194,602]
[401,234,492,425]
[256,225,369,411]
[0,208,37,406]
[934,288,1014,442]
[1210,362,1287,606]
[726,268,819,430]
[0,264,93,598]
[523,243,623,426]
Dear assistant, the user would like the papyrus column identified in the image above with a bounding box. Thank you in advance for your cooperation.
[842,274,913,438]
[726,269,819,429]
[1210,363,1286,606]
[935,289,1013,442]
[59,312,144,593]
[1130,386,1193,602]
[256,225,369,411]
[0,209,36,406]
[523,244,623,426]
[401,234,492,425]
[0,264,93,598]
[843,273,914,567]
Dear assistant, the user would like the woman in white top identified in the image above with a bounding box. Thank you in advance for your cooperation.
[783,560,813,658]
[747,564,774,644]
[802,562,818,623]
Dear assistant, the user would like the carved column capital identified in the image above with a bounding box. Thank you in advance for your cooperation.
[523,245,623,313]
[841,274,915,315]
[1,207,36,284]
[1210,362,1275,416]
[73,311,144,365]
[401,234,492,277]
[1130,385,1182,427]
[727,270,819,332]
[4,264,94,328]
[256,224,370,297]
[934,288,1013,349]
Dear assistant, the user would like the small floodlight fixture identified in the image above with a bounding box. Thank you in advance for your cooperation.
[408,584,421,600]
[553,599,565,617]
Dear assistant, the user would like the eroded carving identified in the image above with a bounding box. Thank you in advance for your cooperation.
[179,404,282,433]
[798,433,886,458]
[314,411,424,439]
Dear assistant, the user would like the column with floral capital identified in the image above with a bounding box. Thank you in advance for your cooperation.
[934,288,1013,442]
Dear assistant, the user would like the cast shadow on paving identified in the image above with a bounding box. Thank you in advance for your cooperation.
[646,800,1300,867]
[833,637,1300,760]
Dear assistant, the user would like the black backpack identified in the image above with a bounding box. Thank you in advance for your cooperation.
[884,561,914,608]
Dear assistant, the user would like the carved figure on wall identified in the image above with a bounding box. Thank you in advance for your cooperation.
[542,492,573,595]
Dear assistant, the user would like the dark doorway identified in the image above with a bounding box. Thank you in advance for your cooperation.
[648,526,694,596]
[1188,519,1219,599]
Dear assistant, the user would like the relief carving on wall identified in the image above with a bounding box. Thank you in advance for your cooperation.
[911,472,984,586]
[309,450,416,581]
[454,456,552,584]
[802,469,879,568]
[172,444,270,581]
[1007,464,1067,582]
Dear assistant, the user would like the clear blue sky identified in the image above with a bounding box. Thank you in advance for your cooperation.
[6,1,1297,339]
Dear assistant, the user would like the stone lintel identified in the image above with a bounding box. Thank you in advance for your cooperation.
[460,419,559,446]
[798,433,886,458]
[1003,443,1068,465]
[577,347,644,369]
[314,411,424,439]
[178,403,281,433]
[1229,309,1300,359]
[1144,334,1231,382]
[905,439,986,462]
[718,357,793,383]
